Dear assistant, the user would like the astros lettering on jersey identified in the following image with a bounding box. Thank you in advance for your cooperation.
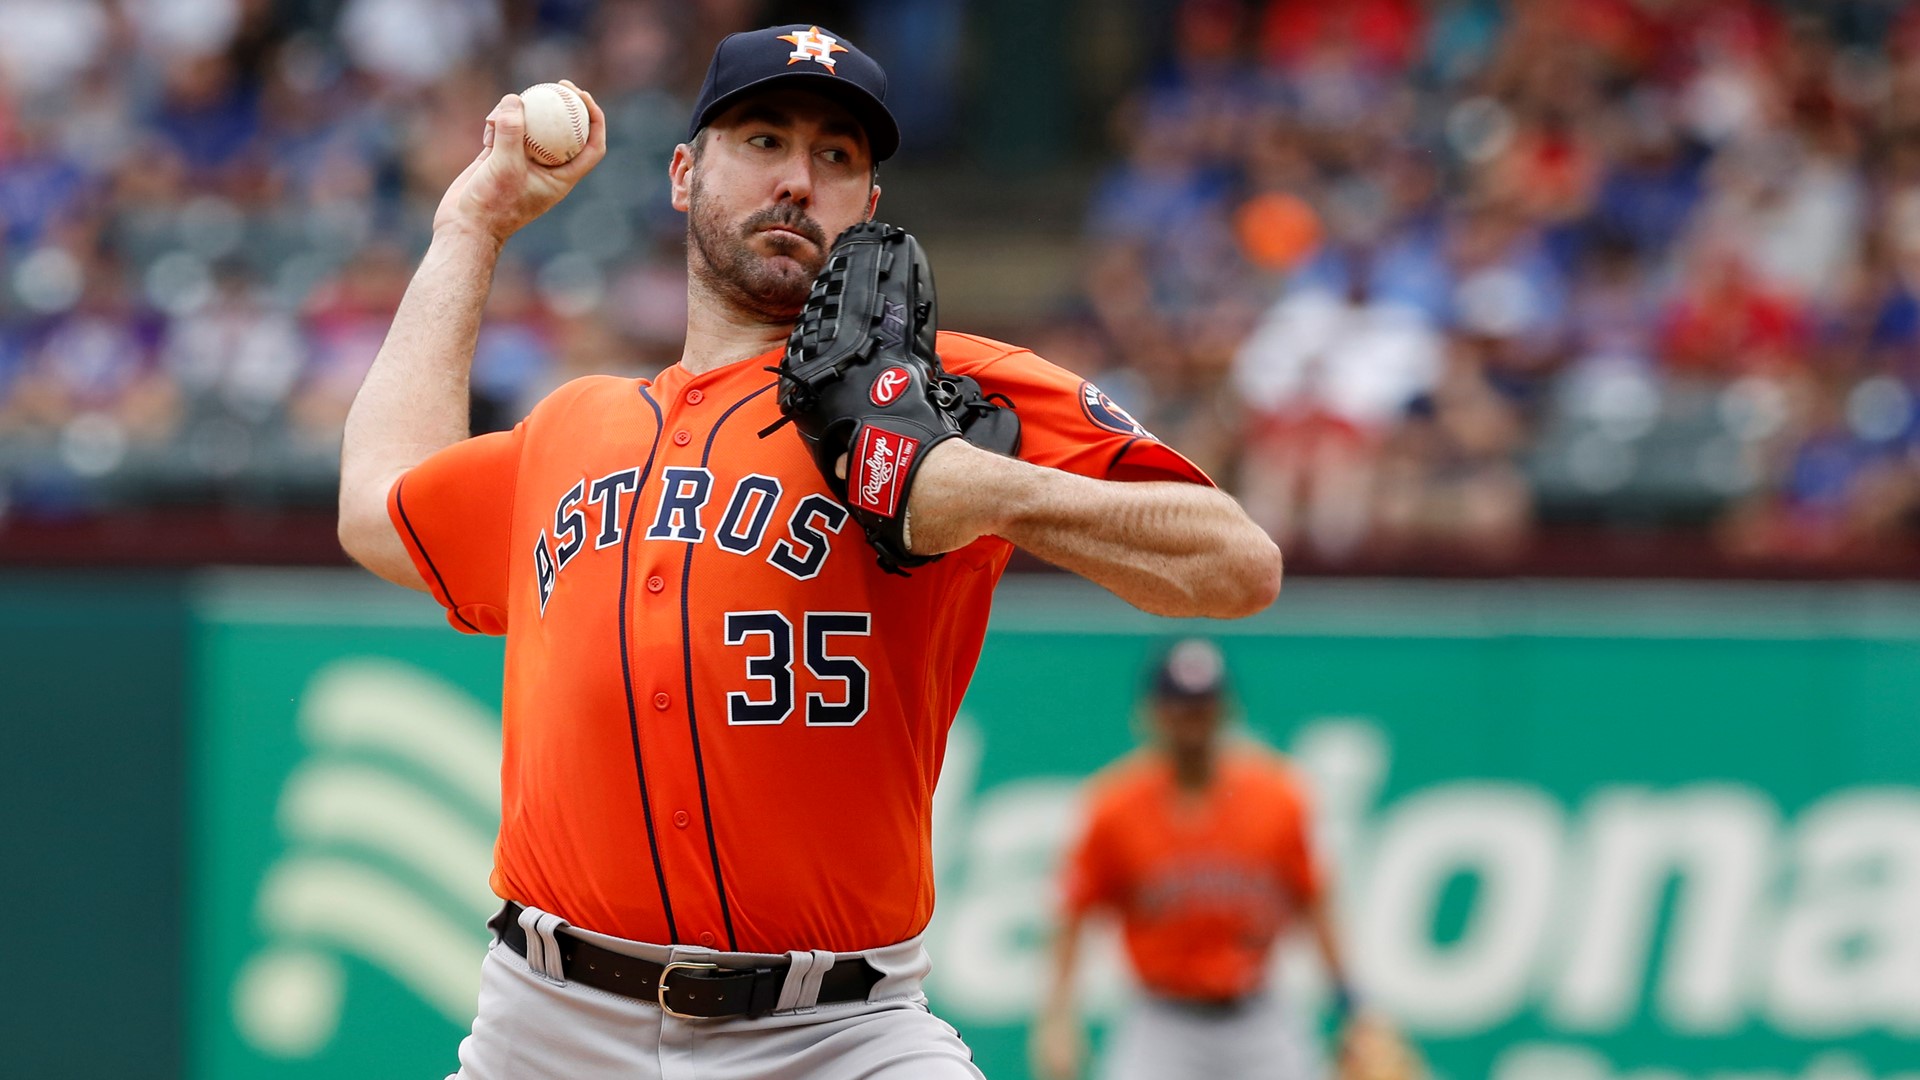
[1063,746,1321,1001]
[389,332,1209,953]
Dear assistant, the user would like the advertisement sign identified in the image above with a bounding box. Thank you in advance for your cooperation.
[190,575,1920,1079]
[191,583,506,1080]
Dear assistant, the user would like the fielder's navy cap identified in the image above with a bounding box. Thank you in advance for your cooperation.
[1150,639,1228,701]
[688,24,900,162]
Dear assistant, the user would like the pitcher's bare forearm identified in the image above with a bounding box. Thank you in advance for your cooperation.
[337,226,504,588]
[909,440,1284,618]
[336,84,607,588]
[1003,473,1282,618]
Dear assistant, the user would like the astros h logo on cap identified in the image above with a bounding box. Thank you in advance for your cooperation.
[779,27,848,72]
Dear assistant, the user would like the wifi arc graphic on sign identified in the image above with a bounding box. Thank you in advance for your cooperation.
[231,659,502,1058]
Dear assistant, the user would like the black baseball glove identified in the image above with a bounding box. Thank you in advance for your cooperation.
[763,221,1019,574]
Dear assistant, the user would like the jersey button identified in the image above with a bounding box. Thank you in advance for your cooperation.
[699,931,716,947]
[673,430,692,446]
[673,810,689,828]
[653,692,670,711]
[686,389,704,405]
[646,575,665,593]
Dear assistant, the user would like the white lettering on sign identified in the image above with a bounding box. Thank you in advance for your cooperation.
[1358,785,1563,1032]
[1548,788,1777,1034]
[1766,790,1920,1036]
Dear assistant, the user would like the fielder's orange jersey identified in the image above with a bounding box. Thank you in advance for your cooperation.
[1062,746,1321,1001]
[388,332,1208,954]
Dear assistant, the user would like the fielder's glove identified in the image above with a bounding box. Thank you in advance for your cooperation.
[763,221,1019,574]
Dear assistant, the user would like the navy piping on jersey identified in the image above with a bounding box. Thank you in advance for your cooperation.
[1107,437,1142,478]
[682,382,775,952]
[394,477,482,634]
[622,387,678,941]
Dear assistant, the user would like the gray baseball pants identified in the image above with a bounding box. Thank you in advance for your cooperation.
[448,906,984,1079]
[1098,990,1325,1080]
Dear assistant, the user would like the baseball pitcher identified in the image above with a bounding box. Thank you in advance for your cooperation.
[334,23,1283,1080]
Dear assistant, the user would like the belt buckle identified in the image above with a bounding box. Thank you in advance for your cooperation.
[657,960,721,1019]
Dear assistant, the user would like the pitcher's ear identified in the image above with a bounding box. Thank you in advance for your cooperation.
[669,143,697,212]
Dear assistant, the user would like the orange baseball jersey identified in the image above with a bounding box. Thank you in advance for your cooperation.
[388,331,1209,954]
[1062,746,1321,1001]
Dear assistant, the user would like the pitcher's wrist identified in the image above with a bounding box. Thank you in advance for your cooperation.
[431,216,510,253]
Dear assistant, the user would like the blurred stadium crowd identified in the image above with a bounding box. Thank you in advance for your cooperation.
[1,0,1918,570]
[0,0,704,519]
[1075,0,1920,567]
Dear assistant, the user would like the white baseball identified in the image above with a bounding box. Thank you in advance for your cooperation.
[519,82,589,166]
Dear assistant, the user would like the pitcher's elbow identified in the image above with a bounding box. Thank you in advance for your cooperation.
[336,485,392,569]
[336,504,373,566]
[1252,539,1284,608]
[1216,536,1283,619]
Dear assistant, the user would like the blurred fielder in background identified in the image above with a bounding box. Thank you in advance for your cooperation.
[1033,638,1417,1080]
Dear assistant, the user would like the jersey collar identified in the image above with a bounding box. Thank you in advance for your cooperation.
[650,345,784,403]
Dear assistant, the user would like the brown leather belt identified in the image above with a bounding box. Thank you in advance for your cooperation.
[490,902,883,1019]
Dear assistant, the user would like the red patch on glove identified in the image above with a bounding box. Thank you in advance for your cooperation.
[848,426,919,518]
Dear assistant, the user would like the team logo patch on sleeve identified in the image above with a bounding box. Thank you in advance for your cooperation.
[848,426,918,518]
[1079,382,1152,438]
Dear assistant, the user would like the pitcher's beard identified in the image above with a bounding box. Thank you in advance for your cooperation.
[687,180,828,323]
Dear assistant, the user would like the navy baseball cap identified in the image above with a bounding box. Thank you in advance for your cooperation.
[1150,639,1228,702]
[688,24,900,162]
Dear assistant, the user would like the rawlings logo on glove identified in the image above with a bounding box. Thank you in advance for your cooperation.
[761,222,1020,574]
[852,427,916,516]
[870,368,911,406]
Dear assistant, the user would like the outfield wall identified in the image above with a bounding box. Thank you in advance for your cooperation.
[5,572,1918,1079]
[0,574,189,1080]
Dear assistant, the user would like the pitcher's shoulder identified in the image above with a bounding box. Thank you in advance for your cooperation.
[934,331,1037,374]
[524,374,652,422]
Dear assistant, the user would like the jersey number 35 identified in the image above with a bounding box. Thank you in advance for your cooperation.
[723,611,870,727]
